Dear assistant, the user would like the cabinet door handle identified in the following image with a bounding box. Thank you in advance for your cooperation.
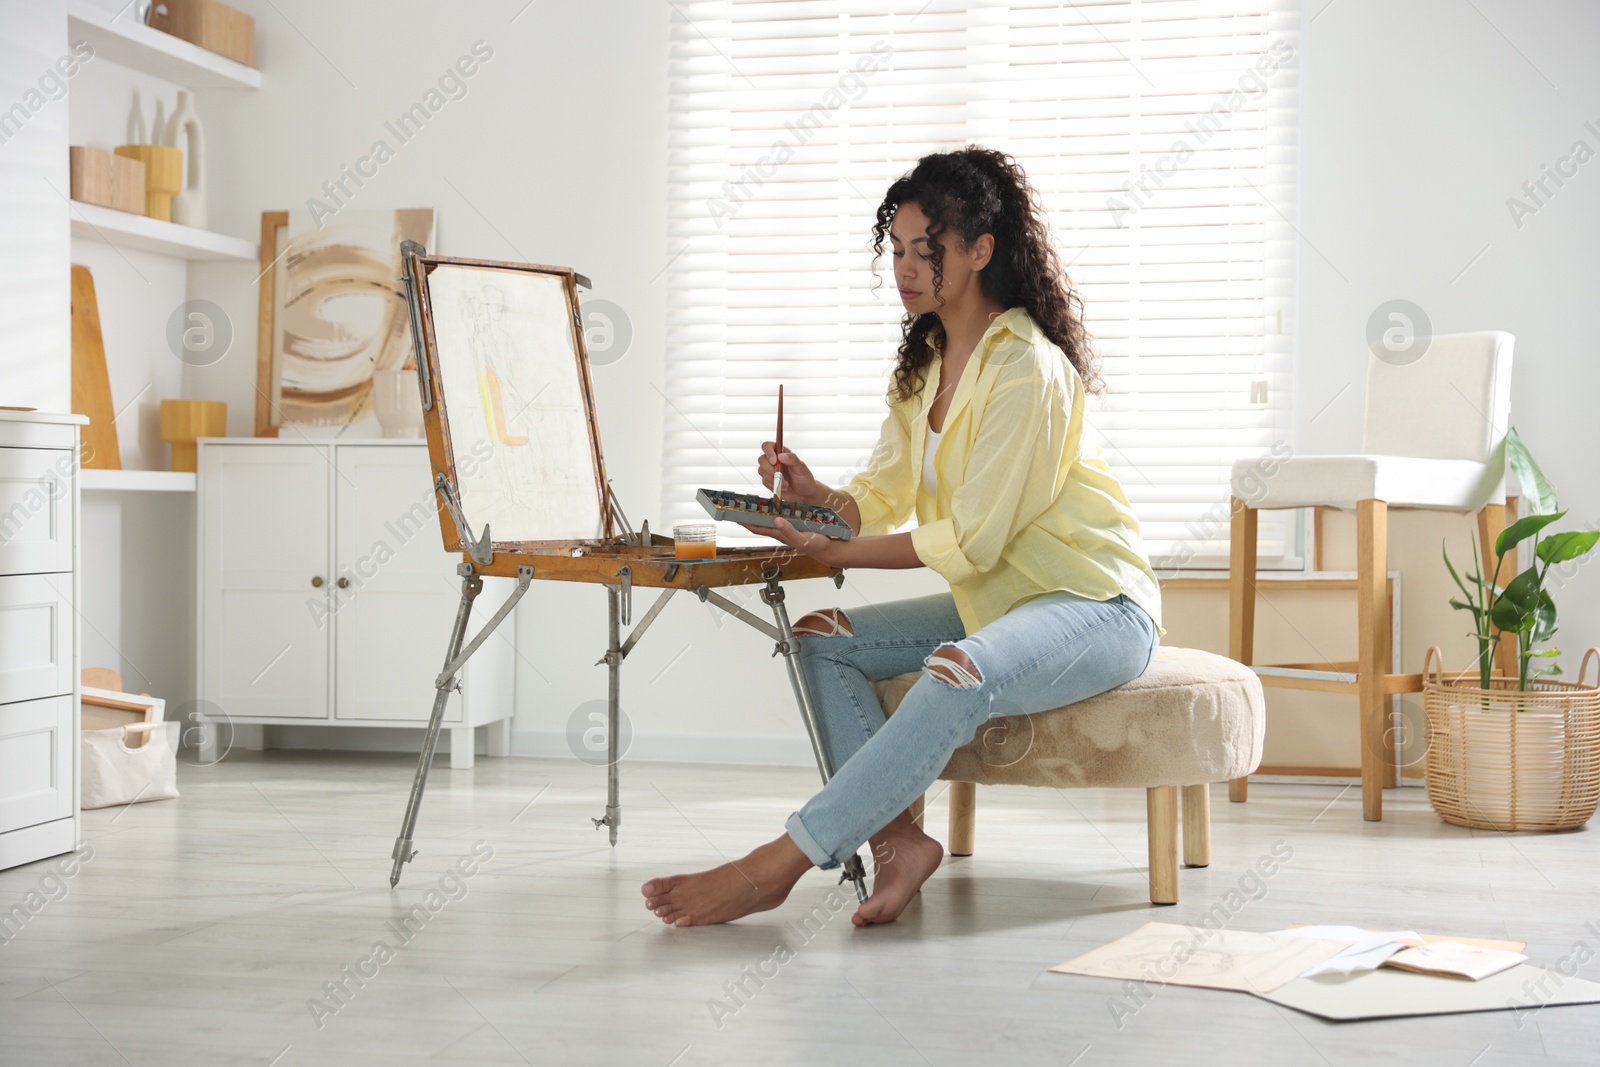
[311,576,324,588]
[337,577,350,589]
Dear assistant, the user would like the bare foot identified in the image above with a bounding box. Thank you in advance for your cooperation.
[642,835,811,927]
[854,825,944,926]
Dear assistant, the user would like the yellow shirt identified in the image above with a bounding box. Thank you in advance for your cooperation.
[844,307,1163,636]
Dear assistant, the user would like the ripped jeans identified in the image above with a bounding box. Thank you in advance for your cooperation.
[784,590,1160,869]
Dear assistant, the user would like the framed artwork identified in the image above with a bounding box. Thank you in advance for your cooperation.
[402,245,613,549]
[255,208,435,437]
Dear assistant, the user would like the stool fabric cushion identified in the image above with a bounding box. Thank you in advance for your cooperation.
[871,646,1264,790]
[1229,454,1503,512]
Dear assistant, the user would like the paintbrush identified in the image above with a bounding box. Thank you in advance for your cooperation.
[773,384,785,503]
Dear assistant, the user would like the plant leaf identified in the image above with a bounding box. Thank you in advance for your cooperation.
[1443,542,1476,602]
[1537,529,1600,565]
[1531,589,1558,644]
[1528,647,1561,657]
[1490,566,1542,632]
[1505,427,1559,515]
[1495,510,1566,557]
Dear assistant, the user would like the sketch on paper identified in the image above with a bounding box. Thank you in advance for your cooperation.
[1050,921,1354,995]
[426,264,602,543]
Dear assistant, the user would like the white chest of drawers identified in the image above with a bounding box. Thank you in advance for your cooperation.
[0,411,84,872]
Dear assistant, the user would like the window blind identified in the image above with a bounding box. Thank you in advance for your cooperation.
[663,0,1300,567]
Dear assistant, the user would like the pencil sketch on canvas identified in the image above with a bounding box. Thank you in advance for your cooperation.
[426,264,602,543]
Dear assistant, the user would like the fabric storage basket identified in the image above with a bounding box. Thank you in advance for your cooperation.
[1422,645,1600,831]
[82,721,181,809]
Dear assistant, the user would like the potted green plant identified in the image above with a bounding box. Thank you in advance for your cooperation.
[1426,428,1600,831]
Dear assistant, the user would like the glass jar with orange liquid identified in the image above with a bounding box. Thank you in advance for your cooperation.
[673,523,717,560]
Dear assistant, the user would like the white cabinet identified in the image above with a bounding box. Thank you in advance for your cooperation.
[200,443,330,720]
[197,440,512,767]
[0,413,83,872]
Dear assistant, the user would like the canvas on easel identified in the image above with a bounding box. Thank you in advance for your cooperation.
[402,246,614,555]
[423,260,607,545]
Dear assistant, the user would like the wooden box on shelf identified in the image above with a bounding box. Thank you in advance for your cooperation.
[113,145,182,221]
[149,0,256,67]
[69,146,144,215]
[160,399,226,473]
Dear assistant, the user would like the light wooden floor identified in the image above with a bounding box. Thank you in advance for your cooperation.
[3,753,1599,1066]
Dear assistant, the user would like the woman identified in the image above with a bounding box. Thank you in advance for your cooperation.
[642,146,1163,928]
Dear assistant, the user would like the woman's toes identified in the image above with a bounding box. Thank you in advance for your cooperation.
[853,897,889,925]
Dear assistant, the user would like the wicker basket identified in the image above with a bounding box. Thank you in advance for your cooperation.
[1422,645,1600,831]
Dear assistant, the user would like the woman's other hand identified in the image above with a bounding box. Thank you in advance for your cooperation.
[741,516,845,568]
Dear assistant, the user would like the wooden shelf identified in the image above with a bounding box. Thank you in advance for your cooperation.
[68,1,261,91]
[70,201,256,261]
[80,469,196,493]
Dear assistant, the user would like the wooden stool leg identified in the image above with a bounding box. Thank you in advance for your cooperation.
[1228,496,1258,804]
[1181,784,1211,868]
[1357,498,1390,821]
[908,792,925,831]
[1147,786,1179,905]
[948,781,976,856]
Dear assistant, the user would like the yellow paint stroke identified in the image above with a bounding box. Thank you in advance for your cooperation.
[479,365,528,446]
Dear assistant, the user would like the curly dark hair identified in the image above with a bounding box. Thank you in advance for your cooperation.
[871,146,1101,401]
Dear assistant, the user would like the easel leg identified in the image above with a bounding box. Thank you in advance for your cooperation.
[390,565,483,887]
[760,569,868,904]
[592,584,622,846]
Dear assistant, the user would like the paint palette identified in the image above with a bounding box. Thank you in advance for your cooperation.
[696,489,853,540]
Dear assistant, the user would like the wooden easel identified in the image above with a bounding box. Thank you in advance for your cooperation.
[387,243,867,901]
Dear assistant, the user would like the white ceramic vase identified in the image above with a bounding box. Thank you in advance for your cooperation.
[166,91,206,228]
[371,368,425,438]
[126,89,147,144]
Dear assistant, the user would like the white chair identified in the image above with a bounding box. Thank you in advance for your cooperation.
[1226,331,1516,821]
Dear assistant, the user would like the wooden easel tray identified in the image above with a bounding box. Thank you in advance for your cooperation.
[468,542,835,586]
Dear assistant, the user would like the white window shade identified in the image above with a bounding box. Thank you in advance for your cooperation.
[663,1,1299,567]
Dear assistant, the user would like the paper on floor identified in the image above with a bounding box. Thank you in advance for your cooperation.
[1259,964,1600,1021]
[1271,925,1420,977]
[1384,940,1528,981]
[1050,921,1353,994]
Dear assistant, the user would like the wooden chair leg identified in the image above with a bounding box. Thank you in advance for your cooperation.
[1147,785,1179,905]
[1228,496,1258,804]
[1357,498,1390,820]
[948,781,976,856]
[1181,784,1211,868]
[1477,501,1521,682]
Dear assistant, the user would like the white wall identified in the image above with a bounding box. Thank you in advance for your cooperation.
[47,0,1600,771]
[1298,1,1600,696]
[0,0,70,412]
[1153,0,1600,776]
[182,0,925,764]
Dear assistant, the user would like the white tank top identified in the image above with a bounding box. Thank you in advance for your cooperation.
[923,425,942,494]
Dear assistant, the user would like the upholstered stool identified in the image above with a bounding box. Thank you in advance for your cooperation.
[871,646,1265,904]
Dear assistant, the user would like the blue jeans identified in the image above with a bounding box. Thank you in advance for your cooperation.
[784,590,1160,869]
